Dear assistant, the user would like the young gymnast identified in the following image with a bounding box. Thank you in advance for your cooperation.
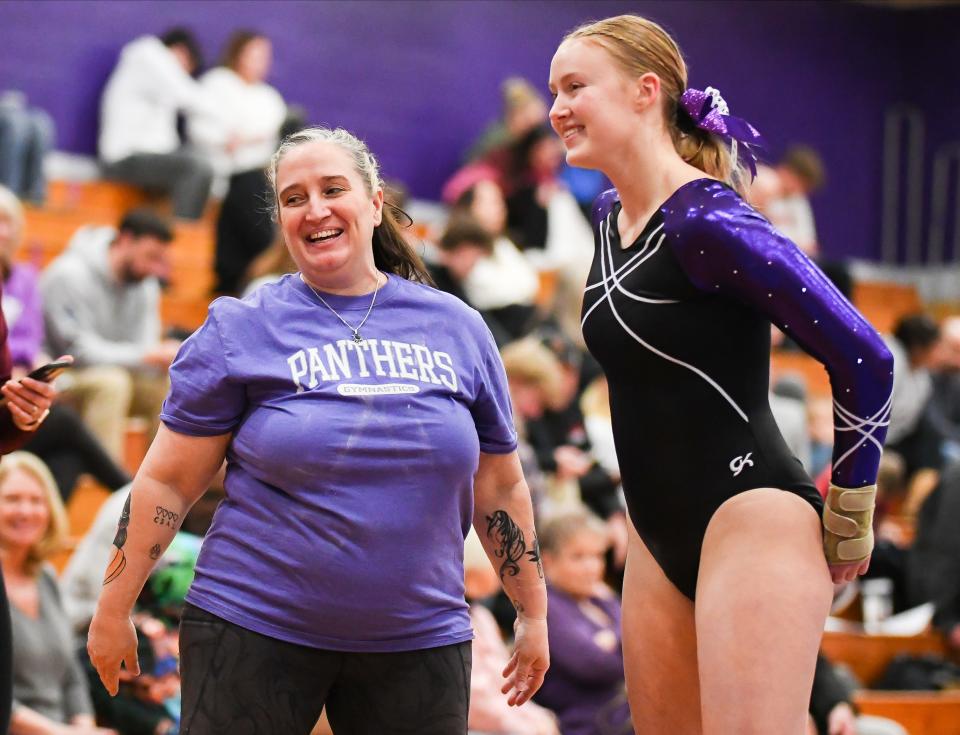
[548,14,893,733]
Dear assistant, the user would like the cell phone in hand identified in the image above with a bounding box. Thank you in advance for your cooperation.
[26,359,73,382]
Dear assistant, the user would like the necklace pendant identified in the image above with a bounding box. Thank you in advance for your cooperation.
[352,331,363,344]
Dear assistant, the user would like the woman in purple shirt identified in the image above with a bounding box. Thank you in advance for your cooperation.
[534,511,631,735]
[88,127,549,734]
[548,14,893,734]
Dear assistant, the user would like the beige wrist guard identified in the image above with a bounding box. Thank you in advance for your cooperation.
[822,483,876,564]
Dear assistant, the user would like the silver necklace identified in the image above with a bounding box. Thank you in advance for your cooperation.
[301,272,382,344]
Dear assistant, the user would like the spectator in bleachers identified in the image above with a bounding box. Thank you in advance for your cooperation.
[0,227,63,734]
[505,126,592,273]
[907,459,960,653]
[432,216,515,346]
[808,653,907,735]
[534,511,631,735]
[928,316,960,461]
[466,77,548,164]
[579,375,629,579]
[99,28,220,221]
[0,184,43,371]
[189,30,286,294]
[0,90,54,205]
[770,388,814,473]
[40,209,180,461]
[501,338,567,513]
[504,126,593,346]
[768,145,825,257]
[884,314,944,503]
[0,185,130,499]
[0,451,116,735]
[464,529,559,735]
[452,179,540,339]
[531,331,622,523]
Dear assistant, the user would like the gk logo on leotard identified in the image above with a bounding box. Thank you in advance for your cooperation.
[729,453,754,477]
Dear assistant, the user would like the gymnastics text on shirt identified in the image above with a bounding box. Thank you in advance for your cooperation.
[287,337,458,392]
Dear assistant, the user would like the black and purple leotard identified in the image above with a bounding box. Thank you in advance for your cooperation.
[581,178,894,600]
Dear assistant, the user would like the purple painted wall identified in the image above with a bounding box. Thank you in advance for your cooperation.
[0,0,951,261]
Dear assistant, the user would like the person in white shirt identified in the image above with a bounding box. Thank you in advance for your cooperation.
[188,30,287,293]
[99,28,220,221]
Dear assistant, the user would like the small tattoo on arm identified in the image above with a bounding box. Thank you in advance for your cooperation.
[153,506,180,529]
[149,544,162,560]
[104,493,131,585]
[485,510,540,581]
[529,535,544,579]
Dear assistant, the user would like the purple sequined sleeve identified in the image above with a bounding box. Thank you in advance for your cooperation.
[662,180,893,489]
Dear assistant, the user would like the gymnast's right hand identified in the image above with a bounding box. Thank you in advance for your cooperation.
[828,557,870,585]
[87,609,141,696]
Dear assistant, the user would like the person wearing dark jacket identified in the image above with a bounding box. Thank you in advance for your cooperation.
[907,460,960,649]
[809,654,906,735]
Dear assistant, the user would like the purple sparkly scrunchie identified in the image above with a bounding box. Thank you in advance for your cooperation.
[679,86,764,178]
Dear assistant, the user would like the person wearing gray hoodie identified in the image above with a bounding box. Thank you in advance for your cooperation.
[40,209,181,460]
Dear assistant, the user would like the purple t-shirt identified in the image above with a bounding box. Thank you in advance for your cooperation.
[161,272,517,652]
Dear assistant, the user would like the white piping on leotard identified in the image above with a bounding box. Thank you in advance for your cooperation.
[586,214,750,423]
[581,219,677,326]
[606,231,676,304]
[831,391,893,470]
[584,222,678,303]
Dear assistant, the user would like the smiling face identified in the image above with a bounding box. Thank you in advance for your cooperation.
[0,468,50,555]
[276,141,384,290]
[549,38,658,171]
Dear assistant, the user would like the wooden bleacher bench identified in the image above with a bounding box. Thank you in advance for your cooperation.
[45,179,148,216]
[22,179,217,331]
[854,691,960,735]
[822,630,951,687]
[823,631,960,734]
[853,282,922,335]
[49,475,111,574]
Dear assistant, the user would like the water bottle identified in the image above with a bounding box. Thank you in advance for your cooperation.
[861,577,894,634]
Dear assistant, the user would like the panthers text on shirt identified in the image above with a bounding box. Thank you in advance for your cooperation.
[287,338,458,392]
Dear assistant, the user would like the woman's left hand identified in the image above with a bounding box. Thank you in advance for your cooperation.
[501,616,550,706]
[2,374,56,432]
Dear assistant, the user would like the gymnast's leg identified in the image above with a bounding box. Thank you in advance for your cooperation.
[621,519,702,734]
[696,488,833,735]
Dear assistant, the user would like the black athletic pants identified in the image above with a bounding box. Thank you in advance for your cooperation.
[178,604,471,735]
[24,404,131,501]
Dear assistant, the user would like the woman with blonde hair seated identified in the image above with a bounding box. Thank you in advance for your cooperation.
[1,451,115,734]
